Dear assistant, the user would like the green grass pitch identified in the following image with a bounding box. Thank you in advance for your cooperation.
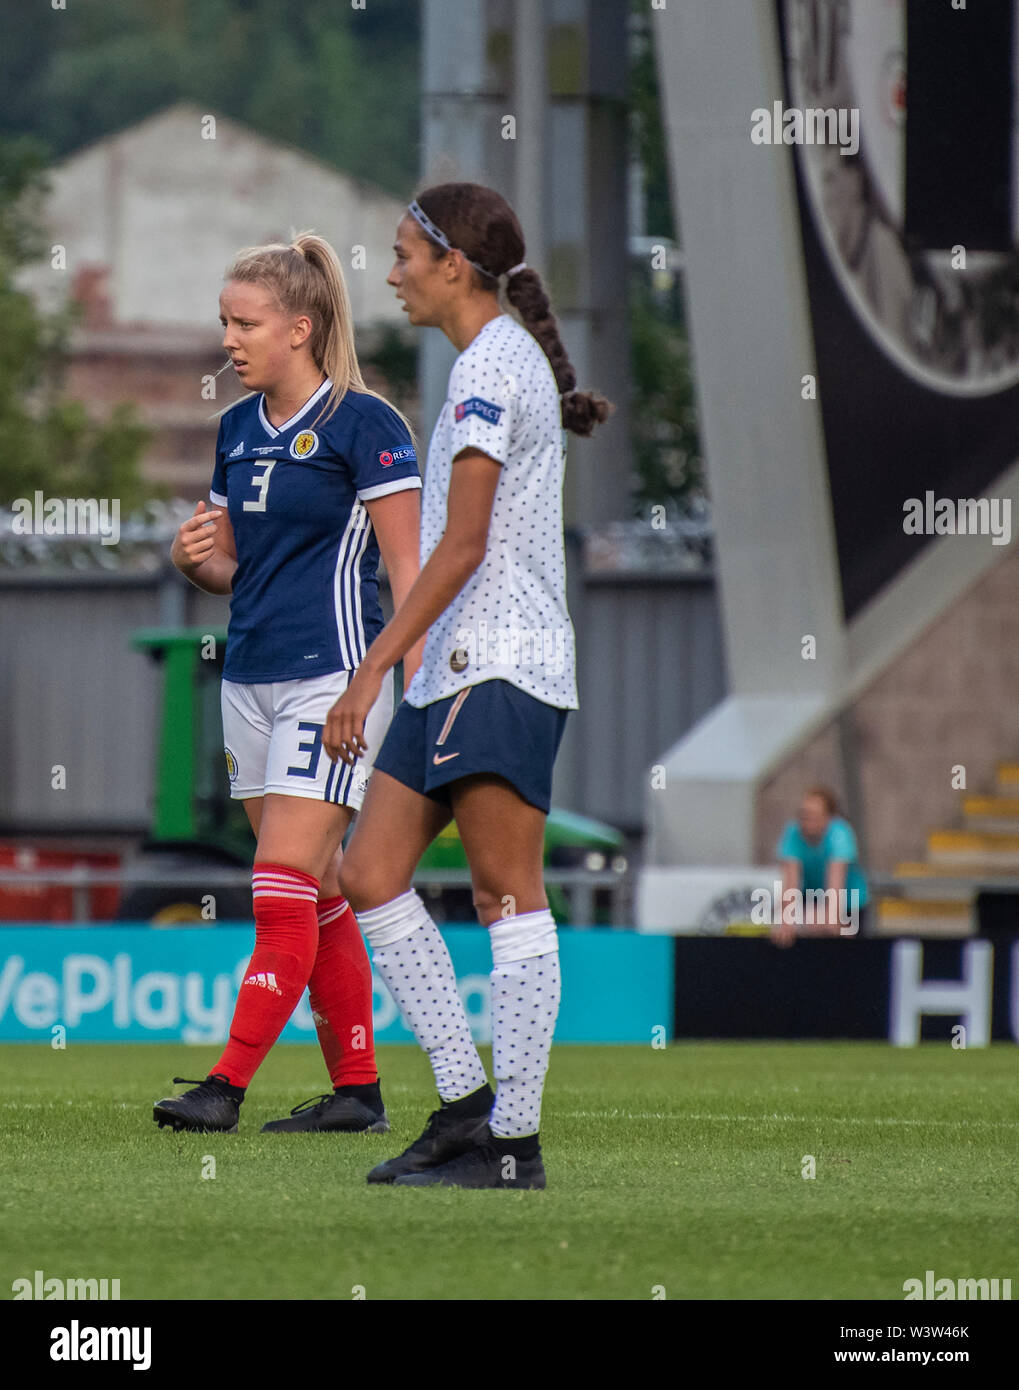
[1,1041,1015,1301]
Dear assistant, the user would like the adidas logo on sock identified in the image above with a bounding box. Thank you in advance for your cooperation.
[243,971,282,995]
[228,440,245,458]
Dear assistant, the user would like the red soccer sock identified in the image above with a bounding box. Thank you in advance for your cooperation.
[213,863,320,1088]
[308,895,378,1087]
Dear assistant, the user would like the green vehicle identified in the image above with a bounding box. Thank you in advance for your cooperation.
[118,629,627,925]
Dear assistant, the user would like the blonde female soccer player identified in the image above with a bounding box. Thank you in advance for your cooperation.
[325,184,612,1188]
[153,234,423,1134]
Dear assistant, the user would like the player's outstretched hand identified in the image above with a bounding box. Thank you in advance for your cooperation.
[171,500,222,573]
[325,663,383,765]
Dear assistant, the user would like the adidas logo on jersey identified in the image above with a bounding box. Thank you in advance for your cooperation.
[243,971,283,995]
[228,441,245,458]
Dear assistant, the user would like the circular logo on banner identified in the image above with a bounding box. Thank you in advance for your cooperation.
[696,888,760,936]
[782,0,1019,398]
[224,748,238,783]
[290,430,319,459]
[379,450,394,467]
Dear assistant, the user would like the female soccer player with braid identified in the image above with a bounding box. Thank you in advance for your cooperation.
[325,184,613,1188]
[153,234,423,1134]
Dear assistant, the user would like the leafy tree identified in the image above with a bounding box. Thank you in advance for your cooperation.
[362,323,418,410]
[629,0,676,244]
[629,276,703,513]
[0,0,421,198]
[0,137,150,510]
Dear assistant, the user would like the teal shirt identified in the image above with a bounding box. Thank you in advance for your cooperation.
[776,817,868,908]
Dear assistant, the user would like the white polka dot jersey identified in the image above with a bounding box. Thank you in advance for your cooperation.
[403,313,579,710]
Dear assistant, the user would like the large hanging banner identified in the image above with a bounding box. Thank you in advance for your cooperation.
[778,0,1019,619]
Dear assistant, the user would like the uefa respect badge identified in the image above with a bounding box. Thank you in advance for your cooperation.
[454,397,503,425]
[378,445,417,467]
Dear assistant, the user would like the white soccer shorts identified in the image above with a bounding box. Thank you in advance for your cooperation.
[220,668,395,810]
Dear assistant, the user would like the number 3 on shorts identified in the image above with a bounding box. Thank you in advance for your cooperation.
[287,721,324,778]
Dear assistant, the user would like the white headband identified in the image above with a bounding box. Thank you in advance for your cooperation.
[408,202,528,282]
[407,200,498,279]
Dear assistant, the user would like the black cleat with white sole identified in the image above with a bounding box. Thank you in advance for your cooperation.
[261,1090,390,1134]
[153,1075,244,1133]
[366,1084,494,1184]
[393,1131,546,1189]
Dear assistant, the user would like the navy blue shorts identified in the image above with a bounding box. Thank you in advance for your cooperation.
[373,679,569,813]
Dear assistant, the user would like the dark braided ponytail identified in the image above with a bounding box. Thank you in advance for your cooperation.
[414,182,614,438]
[501,266,613,437]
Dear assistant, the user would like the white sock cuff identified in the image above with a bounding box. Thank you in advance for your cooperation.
[489,909,558,965]
[358,889,431,949]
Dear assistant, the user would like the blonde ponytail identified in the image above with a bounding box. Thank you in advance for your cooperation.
[221,231,416,446]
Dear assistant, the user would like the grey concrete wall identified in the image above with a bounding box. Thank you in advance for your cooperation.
[653,0,846,700]
[553,544,727,832]
[644,0,849,867]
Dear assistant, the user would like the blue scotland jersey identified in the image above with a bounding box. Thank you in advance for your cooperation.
[210,379,421,683]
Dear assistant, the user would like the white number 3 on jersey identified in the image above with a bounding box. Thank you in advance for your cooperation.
[243,460,277,512]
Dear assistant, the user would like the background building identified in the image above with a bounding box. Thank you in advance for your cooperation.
[13,102,411,495]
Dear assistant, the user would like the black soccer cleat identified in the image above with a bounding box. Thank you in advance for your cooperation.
[261,1090,390,1134]
[366,1084,494,1184]
[393,1131,546,1189]
[153,1075,244,1134]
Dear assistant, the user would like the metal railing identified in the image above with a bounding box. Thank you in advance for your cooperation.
[0,865,632,929]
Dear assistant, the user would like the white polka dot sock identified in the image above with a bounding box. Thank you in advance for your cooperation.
[357,890,488,1103]
[488,912,561,1139]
